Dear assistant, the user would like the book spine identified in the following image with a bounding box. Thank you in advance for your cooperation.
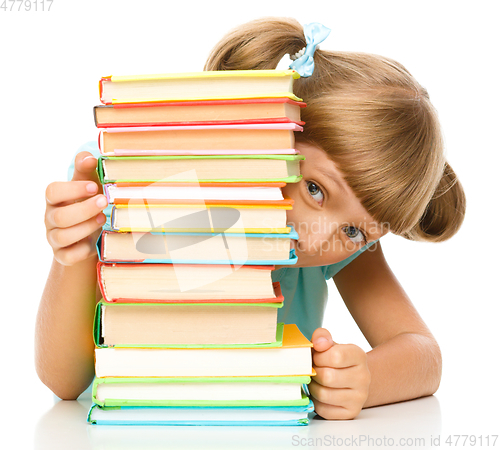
[99,76,112,105]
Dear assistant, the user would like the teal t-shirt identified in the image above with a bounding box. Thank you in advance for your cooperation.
[272,240,377,340]
[70,142,377,341]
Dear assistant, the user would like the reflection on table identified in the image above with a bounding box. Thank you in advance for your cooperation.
[35,391,441,450]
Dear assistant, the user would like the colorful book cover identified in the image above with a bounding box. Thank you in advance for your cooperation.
[102,181,295,206]
[99,69,302,104]
[91,375,312,407]
[96,229,298,265]
[94,97,306,128]
[97,123,302,157]
[94,324,314,378]
[97,154,304,184]
[97,261,284,304]
[87,399,314,426]
[105,202,292,234]
[93,301,286,349]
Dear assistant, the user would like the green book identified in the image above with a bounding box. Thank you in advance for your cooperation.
[93,300,285,349]
[97,154,304,183]
[92,375,312,408]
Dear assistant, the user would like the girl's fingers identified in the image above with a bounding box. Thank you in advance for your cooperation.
[308,379,355,407]
[47,214,107,250]
[45,181,100,207]
[46,194,108,230]
[53,237,98,266]
[313,366,352,389]
[313,365,371,391]
[313,343,366,369]
[311,397,357,421]
[71,152,100,183]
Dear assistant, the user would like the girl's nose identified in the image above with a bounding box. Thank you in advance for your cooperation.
[296,229,337,257]
[296,235,324,256]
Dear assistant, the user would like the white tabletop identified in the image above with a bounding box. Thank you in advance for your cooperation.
[33,392,442,450]
[25,373,498,450]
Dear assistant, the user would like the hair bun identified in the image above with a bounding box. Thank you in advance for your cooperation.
[403,162,466,242]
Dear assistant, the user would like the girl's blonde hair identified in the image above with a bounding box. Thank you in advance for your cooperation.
[204,17,466,242]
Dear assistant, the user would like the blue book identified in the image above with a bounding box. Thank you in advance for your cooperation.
[87,400,314,426]
[97,228,298,265]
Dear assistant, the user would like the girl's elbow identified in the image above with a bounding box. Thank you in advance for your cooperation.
[425,338,443,396]
[35,361,89,401]
[40,377,87,401]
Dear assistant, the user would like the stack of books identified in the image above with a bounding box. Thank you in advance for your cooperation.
[87,70,315,426]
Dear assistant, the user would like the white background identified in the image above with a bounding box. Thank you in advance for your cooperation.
[1,1,499,448]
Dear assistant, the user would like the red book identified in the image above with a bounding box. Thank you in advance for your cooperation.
[97,261,284,304]
[94,98,305,128]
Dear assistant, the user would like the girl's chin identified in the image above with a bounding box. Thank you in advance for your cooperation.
[274,259,310,271]
[274,257,335,270]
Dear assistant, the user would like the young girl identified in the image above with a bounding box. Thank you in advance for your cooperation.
[36,17,466,420]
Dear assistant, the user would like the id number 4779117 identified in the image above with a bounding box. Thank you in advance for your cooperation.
[1,0,53,11]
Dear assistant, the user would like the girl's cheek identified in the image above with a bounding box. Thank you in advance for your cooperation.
[285,210,300,230]
[282,182,303,201]
[281,184,293,198]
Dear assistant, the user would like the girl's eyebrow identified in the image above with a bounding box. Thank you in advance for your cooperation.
[315,166,345,194]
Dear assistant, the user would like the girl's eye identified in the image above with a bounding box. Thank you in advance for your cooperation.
[342,226,367,245]
[306,181,324,204]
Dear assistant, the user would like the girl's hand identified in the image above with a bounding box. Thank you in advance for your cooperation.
[44,151,108,266]
[309,327,371,420]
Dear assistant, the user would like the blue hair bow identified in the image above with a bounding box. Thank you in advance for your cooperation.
[289,23,331,77]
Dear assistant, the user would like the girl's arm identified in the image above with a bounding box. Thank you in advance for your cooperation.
[308,240,441,419]
[332,241,442,408]
[35,152,107,400]
[36,257,100,400]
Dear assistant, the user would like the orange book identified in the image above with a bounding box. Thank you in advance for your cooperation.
[103,181,294,206]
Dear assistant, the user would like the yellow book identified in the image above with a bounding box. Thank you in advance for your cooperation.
[108,202,292,234]
[99,70,301,104]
